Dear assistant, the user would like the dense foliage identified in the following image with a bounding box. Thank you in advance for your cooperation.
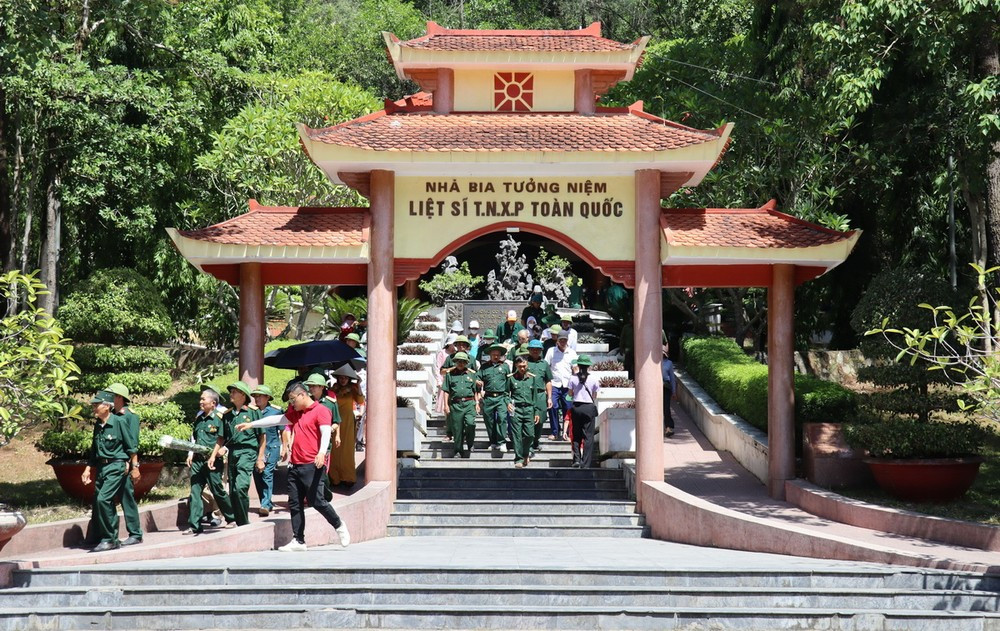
[844,418,993,459]
[419,262,484,305]
[74,345,173,373]
[58,268,176,346]
[682,336,858,432]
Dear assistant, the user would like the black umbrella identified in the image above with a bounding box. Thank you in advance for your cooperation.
[263,339,364,369]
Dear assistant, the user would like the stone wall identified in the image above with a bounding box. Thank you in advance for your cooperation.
[794,349,871,386]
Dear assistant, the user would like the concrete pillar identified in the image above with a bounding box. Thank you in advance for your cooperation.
[434,69,454,114]
[367,170,397,490]
[633,170,664,505]
[238,262,264,389]
[574,69,594,114]
[767,264,796,499]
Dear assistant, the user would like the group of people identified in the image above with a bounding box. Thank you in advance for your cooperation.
[434,298,601,468]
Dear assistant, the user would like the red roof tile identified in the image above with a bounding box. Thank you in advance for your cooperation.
[306,108,723,153]
[396,21,637,53]
[661,202,854,249]
[179,201,370,248]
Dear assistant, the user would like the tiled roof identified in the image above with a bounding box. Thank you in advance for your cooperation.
[179,201,370,247]
[661,203,854,249]
[306,109,723,153]
[396,21,636,53]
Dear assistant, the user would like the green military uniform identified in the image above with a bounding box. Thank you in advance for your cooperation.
[88,405,137,545]
[118,406,142,540]
[476,356,511,448]
[525,354,552,451]
[221,405,262,526]
[442,352,479,372]
[476,335,496,364]
[318,395,343,425]
[189,409,236,532]
[507,370,543,466]
[495,320,524,344]
[442,356,480,458]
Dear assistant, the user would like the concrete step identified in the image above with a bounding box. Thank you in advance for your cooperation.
[392,500,638,514]
[415,449,576,462]
[399,467,623,480]
[422,439,575,452]
[3,604,998,630]
[388,512,646,527]
[386,524,649,537]
[13,565,999,590]
[4,584,997,611]
[410,459,581,469]
[396,478,627,491]
[396,489,630,500]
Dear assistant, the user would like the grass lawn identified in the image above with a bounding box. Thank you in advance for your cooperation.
[834,448,1000,526]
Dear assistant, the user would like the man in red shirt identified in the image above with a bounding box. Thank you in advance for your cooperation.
[237,382,349,551]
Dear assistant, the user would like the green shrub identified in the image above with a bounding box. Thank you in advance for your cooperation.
[74,345,173,372]
[130,402,185,429]
[419,261,483,305]
[139,419,192,463]
[38,418,192,461]
[74,371,172,395]
[58,268,176,346]
[844,418,993,459]
[682,336,858,432]
[36,428,92,460]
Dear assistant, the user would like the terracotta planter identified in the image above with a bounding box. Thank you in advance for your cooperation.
[0,509,27,553]
[48,459,165,504]
[864,457,984,503]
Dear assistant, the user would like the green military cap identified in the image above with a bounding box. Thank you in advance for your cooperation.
[90,390,114,404]
[482,330,497,340]
[573,354,593,366]
[227,380,252,399]
[453,351,470,362]
[488,343,507,353]
[201,384,223,397]
[549,324,562,334]
[559,313,573,322]
[516,344,529,356]
[105,383,130,401]
[345,333,362,343]
[251,384,274,397]
[453,335,470,345]
[302,373,328,387]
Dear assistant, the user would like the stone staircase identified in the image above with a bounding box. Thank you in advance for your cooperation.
[3,561,999,629]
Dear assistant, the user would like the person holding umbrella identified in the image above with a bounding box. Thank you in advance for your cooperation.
[330,364,364,488]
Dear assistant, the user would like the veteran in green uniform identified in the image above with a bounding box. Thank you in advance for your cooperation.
[506,357,542,468]
[209,381,263,527]
[442,352,480,458]
[303,372,342,500]
[185,388,236,534]
[106,383,142,546]
[525,340,553,456]
[441,335,479,373]
[475,330,498,365]
[476,343,511,452]
[82,390,137,552]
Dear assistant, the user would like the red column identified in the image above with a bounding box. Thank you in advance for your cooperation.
[404,279,419,300]
[574,69,594,114]
[634,170,664,505]
[767,264,796,499]
[434,69,454,114]
[367,170,397,490]
[238,262,264,389]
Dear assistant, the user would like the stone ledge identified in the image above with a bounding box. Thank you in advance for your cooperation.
[640,480,994,574]
[786,479,1000,552]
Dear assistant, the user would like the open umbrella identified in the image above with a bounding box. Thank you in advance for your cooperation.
[263,339,363,369]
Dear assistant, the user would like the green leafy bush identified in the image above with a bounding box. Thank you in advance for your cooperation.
[419,261,483,305]
[38,418,192,461]
[844,419,993,459]
[682,336,858,431]
[74,371,172,395]
[74,345,173,372]
[130,402,185,429]
[139,419,192,463]
[58,268,176,346]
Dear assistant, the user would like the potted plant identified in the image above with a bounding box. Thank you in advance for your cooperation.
[844,417,993,502]
[0,271,81,549]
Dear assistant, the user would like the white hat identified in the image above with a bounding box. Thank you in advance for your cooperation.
[445,333,458,346]
[469,320,480,330]
[450,320,464,332]
[506,309,517,320]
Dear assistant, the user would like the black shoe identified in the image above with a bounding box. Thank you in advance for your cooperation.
[90,540,121,552]
[120,536,143,546]
[208,517,222,528]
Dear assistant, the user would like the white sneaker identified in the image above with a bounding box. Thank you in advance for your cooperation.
[499,443,507,453]
[336,522,351,548]
[278,540,307,552]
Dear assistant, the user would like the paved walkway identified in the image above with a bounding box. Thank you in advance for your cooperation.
[663,399,1000,572]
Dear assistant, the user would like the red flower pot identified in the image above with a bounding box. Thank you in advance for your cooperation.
[49,460,165,504]
[864,457,984,503]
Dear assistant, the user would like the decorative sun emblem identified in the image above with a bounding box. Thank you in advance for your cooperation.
[494,72,534,112]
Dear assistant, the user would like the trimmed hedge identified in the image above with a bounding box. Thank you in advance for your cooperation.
[58,268,176,346]
[37,419,190,461]
[74,345,173,372]
[74,371,172,396]
[682,336,858,432]
[130,402,185,428]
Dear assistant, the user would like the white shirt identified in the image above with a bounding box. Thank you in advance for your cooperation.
[545,345,578,388]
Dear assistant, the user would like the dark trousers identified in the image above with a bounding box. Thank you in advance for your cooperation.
[287,463,342,544]
[253,444,280,510]
[570,402,597,468]
[118,471,142,538]
[663,384,674,430]
[94,461,128,544]
[548,386,569,437]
